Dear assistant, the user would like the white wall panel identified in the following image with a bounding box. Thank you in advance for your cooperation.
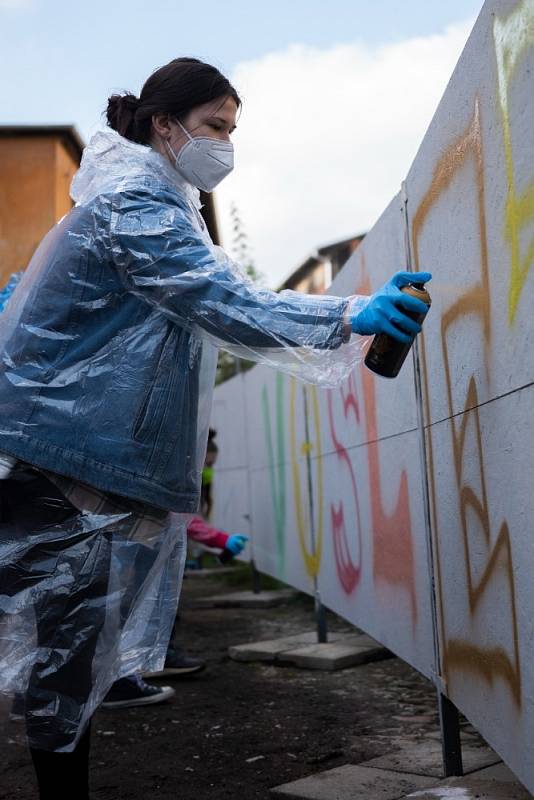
[211,0,534,790]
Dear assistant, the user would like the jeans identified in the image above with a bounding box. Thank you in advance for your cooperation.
[0,466,112,751]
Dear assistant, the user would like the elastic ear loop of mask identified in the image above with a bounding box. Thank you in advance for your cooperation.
[164,139,177,162]
[164,119,195,162]
[176,118,194,141]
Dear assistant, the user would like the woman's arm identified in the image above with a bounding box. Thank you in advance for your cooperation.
[110,188,433,386]
[110,189,357,347]
[187,516,229,550]
[109,188,368,386]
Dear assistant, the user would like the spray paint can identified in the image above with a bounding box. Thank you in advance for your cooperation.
[364,282,431,379]
[218,547,234,564]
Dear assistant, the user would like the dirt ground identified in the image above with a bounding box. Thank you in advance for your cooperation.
[1,566,482,799]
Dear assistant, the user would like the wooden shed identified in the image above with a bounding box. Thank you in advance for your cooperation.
[0,125,84,285]
[0,124,221,288]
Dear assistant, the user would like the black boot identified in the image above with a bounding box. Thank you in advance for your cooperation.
[30,724,91,800]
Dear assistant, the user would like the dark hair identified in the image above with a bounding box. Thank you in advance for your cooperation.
[207,428,218,454]
[106,57,240,145]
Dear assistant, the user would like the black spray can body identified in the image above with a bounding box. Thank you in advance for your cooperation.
[364,283,431,379]
[218,547,233,564]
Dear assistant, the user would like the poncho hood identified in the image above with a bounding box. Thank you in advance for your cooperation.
[70,128,201,209]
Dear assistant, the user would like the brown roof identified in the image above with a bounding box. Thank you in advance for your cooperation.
[278,232,366,291]
[0,124,85,163]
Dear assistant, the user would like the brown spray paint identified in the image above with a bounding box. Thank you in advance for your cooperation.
[357,268,418,623]
[412,98,521,706]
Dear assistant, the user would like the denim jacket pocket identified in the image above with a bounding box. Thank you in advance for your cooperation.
[132,326,192,480]
[132,327,177,444]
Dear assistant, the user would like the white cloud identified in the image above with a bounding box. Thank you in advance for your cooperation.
[215,20,474,288]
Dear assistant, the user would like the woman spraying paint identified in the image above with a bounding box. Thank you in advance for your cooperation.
[0,57,430,798]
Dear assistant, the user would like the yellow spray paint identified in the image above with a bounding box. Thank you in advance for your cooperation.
[289,379,324,578]
[493,0,534,323]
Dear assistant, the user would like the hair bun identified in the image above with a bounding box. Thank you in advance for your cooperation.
[119,93,140,110]
[106,92,141,140]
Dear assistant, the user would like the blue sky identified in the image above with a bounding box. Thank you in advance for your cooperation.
[1,0,482,283]
[2,0,482,138]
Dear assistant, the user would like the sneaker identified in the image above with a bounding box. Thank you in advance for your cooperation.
[144,648,206,679]
[100,675,175,709]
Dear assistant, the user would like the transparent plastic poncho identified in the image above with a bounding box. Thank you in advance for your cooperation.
[0,470,186,752]
[0,129,368,752]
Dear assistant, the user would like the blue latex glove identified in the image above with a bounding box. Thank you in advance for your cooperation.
[351,271,432,344]
[225,534,249,555]
[0,272,22,313]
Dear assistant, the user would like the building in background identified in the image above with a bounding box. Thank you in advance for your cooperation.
[216,231,366,384]
[279,233,365,295]
[0,125,220,287]
[0,125,83,285]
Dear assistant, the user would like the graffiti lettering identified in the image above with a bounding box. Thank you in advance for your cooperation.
[493,0,534,322]
[412,98,522,705]
[327,373,362,595]
[289,380,324,579]
[261,373,287,575]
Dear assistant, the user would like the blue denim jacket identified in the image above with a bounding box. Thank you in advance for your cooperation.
[0,130,358,511]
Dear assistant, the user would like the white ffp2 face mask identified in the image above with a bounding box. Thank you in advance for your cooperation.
[166,119,234,193]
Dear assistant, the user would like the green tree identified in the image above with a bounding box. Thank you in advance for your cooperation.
[216,204,263,384]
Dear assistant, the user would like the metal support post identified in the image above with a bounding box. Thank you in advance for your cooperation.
[400,184,464,781]
[250,558,262,595]
[438,692,463,776]
[314,591,328,643]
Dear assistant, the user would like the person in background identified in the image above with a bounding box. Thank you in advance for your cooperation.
[200,428,218,518]
[0,272,22,312]
[101,517,248,708]
[155,514,248,677]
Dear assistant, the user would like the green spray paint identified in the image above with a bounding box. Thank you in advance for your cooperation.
[261,373,286,575]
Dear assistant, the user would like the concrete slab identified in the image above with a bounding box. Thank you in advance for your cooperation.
[277,640,389,671]
[270,764,436,799]
[472,762,521,782]
[336,633,384,650]
[229,631,327,662]
[229,631,382,661]
[403,776,532,799]
[229,631,389,670]
[361,738,501,778]
[229,631,375,661]
[191,589,297,609]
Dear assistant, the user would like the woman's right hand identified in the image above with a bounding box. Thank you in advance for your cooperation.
[350,271,432,343]
[225,534,249,555]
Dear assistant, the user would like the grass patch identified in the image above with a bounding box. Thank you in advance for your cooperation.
[187,552,289,592]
